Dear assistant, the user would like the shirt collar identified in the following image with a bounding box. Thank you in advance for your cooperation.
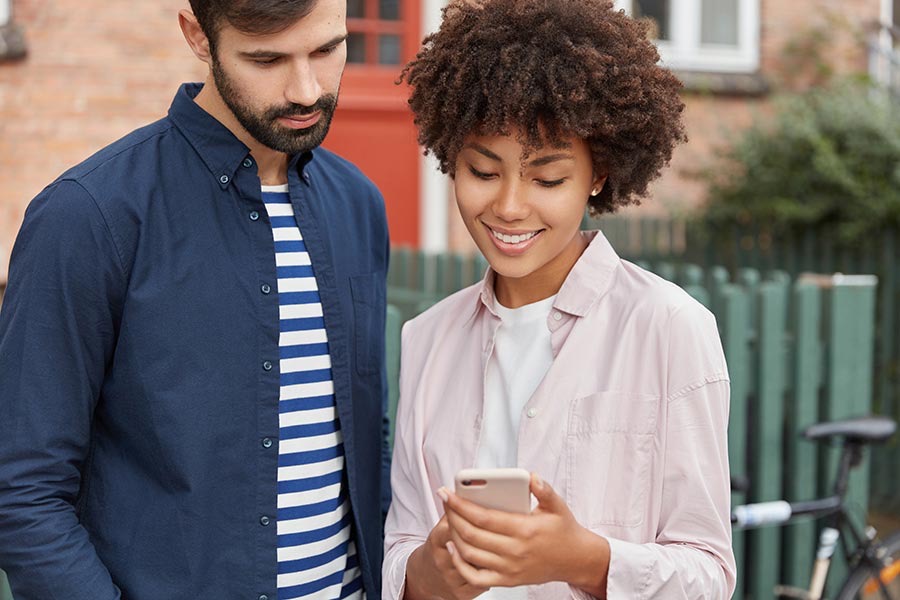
[167,83,314,187]
[467,230,621,323]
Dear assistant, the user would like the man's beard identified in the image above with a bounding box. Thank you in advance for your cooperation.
[211,57,338,155]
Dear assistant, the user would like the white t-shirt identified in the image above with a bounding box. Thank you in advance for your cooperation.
[476,294,556,600]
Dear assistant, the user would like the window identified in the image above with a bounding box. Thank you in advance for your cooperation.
[347,0,406,66]
[614,0,760,73]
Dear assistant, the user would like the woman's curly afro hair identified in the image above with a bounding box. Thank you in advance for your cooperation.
[400,0,687,215]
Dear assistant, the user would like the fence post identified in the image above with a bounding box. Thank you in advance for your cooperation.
[680,264,711,308]
[388,247,412,288]
[720,283,752,600]
[385,305,403,447]
[783,281,823,588]
[0,570,10,600]
[821,274,878,597]
[747,277,790,600]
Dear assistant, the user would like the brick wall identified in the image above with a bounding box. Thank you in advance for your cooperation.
[637,0,881,218]
[0,0,884,272]
[0,0,206,282]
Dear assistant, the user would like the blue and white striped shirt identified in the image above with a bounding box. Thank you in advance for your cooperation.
[263,185,364,600]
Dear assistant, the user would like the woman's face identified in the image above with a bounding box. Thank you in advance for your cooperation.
[454,130,604,307]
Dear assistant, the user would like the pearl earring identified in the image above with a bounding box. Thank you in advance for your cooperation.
[590,188,600,197]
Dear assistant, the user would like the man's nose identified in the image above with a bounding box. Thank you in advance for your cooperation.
[284,62,322,108]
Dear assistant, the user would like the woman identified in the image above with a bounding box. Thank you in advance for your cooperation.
[384,1,736,598]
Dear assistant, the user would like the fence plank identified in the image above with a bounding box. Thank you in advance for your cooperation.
[746,278,790,600]
[0,570,10,600]
[385,305,403,447]
[822,275,878,597]
[783,282,823,588]
[720,283,752,600]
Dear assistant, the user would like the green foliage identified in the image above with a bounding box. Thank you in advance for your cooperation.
[702,83,900,244]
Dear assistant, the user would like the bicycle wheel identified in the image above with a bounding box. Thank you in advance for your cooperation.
[836,531,900,600]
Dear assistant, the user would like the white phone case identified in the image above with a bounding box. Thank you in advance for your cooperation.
[454,467,531,514]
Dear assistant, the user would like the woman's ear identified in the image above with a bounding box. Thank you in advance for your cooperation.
[179,9,214,66]
[590,175,608,197]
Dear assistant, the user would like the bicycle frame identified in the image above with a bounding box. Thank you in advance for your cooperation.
[732,440,897,600]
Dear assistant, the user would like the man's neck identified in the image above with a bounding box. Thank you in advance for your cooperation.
[193,76,290,186]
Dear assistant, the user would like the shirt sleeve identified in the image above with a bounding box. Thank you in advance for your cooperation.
[604,304,737,599]
[0,180,125,600]
[382,320,443,600]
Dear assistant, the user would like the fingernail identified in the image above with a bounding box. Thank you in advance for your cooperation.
[446,541,456,556]
[436,487,449,503]
[533,474,544,489]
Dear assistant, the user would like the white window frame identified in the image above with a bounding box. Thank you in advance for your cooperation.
[0,0,11,27]
[614,0,760,73]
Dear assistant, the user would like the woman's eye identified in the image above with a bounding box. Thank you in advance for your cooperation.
[536,178,566,188]
[468,166,496,180]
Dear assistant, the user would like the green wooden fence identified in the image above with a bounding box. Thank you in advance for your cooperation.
[0,249,881,600]
[384,246,879,599]
[587,215,900,517]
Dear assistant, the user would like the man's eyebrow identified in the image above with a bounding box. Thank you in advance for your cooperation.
[318,33,349,51]
[238,49,286,59]
[529,153,575,167]
[237,34,348,59]
[464,144,502,161]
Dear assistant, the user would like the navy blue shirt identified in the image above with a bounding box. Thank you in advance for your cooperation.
[0,84,391,600]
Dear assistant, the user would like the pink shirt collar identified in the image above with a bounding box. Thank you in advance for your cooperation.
[469,230,622,324]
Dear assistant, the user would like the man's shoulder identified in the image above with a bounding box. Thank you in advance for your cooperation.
[55,117,176,188]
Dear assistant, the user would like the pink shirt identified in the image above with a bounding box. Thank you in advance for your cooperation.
[384,231,736,599]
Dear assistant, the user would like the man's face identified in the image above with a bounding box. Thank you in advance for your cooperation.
[208,0,347,155]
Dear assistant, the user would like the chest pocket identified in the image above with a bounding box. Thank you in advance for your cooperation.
[566,391,659,528]
[349,272,385,376]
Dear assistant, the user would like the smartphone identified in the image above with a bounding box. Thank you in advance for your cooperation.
[454,467,531,514]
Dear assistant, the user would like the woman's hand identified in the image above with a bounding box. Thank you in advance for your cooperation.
[404,514,489,600]
[441,473,610,597]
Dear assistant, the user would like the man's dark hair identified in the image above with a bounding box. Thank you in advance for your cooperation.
[400,0,688,215]
[189,0,318,50]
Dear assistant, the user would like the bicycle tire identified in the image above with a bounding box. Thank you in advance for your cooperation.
[836,530,900,600]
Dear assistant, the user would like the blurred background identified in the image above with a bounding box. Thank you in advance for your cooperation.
[1,0,899,597]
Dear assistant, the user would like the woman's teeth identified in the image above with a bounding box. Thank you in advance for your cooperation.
[492,230,538,244]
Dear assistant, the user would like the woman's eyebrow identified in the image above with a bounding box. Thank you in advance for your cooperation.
[464,144,503,162]
[529,153,575,167]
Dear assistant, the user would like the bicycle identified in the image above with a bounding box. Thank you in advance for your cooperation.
[731,415,899,600]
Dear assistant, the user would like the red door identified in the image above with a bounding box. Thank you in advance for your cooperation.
[324,0,421,246]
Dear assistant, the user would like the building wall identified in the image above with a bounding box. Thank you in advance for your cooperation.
[0,0,206,283]
[0,0,885,280]
[637,0,881,217]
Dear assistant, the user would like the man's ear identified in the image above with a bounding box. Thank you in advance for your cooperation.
[179,9,213,66]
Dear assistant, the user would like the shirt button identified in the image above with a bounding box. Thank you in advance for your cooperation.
[303,172,311,183]
[527,408,538,418]
[242,158,254,168]
[259,515,271,526]
[259,596,269,600]
[219,174,230,184]
[263,360,274,371]
[552,311,563,321]
[261,284,272,295]
[249,211,260,221]
[262,437,274,449]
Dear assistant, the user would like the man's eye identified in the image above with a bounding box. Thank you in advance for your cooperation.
[253,57,279,66]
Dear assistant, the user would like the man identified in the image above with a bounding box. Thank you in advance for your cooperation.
[0,1,390,598]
